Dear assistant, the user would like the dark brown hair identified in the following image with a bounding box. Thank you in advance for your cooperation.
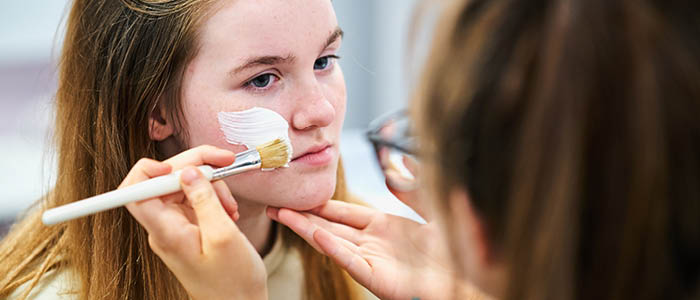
[0,1,360,299]
[415,0,700,299]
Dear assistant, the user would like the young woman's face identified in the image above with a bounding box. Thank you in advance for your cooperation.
[179,0,346,210]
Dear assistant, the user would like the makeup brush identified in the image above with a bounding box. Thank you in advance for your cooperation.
[42,139,291,225]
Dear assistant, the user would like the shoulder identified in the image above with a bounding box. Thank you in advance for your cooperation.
[7,268,78,300]
[265,228,305,299]
[266,244,380,300]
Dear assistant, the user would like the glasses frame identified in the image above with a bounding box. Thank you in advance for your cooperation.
[366,109,416,156]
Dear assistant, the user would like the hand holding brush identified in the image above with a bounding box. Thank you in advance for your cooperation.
[42,139,291,225]
[120,144,272,300]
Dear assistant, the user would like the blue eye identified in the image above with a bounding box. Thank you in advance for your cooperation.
[314,55,340,70]
[243,73,280,93]
[249,74,274,88]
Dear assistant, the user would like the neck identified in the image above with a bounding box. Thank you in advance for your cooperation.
[234,199,275,257]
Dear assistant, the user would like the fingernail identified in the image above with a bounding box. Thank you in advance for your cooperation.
[181,167,200,185]
[266,207,278,220]
[233,212,240,221]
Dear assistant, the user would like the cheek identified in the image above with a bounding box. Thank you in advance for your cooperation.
[326,68,347,129]
[277,169,338,209]
[183,106,225,148]
[222,162,338,210]
[180,86,266,152]
[181,99,254,154]
[180,73,225,148]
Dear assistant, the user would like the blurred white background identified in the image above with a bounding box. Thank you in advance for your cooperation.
[0,0,428,234]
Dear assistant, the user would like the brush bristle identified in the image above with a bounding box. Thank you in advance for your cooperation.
[257,139,291,169]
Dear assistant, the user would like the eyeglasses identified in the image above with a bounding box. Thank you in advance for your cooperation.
[366,109,419,192]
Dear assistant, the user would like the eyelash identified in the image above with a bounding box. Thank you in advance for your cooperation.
[242,73,280,93]
[242,55,341,93]
[315,55,341,72]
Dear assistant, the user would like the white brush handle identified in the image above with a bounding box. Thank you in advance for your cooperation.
[42,166,214,225]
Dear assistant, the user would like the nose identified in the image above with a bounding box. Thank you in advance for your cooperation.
[290,78,336,130]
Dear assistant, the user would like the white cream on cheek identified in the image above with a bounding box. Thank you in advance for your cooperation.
[217,107,293,168]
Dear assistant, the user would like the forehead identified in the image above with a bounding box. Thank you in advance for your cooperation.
[198,0,338,56]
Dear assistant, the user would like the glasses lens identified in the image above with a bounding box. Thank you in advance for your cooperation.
[368,110,418,192]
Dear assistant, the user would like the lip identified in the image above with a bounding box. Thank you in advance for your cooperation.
[291,144,334,166]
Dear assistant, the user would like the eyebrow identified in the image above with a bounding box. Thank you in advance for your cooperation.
[323,26,344,53]
[231,54,296,75]
[229,26,344,76]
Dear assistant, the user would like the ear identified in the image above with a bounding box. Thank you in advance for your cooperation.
[447,187,492,277]
[148,104,175,141]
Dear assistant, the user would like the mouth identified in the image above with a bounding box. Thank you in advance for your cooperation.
[291,143,334,166]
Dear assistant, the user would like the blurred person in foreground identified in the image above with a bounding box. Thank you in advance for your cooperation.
[269,0,700,299]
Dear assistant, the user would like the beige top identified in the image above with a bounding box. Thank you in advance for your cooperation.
[8,227,378,300]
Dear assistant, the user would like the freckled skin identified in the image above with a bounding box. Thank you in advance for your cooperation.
[178,0,346,209]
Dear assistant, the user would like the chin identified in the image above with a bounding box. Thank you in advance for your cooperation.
[224,158,340,210]
[273,173,337,211]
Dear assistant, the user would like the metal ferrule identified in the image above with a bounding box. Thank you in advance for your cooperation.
[211,148,262,180]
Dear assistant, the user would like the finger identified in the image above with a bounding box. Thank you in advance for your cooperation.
[302,212,362,245]
[123,159,191,235]
[128,200,195,253]
[270,208,360,255]
[313,227,373,286]
[306,200,377,229]
[266,206,279,220]
[402,154,419,175]
[271,208,324,253]
[385,169,416,192]
[212,180,239,221]
[385,175,433,220]
[160,192,186,205]
[180,166,236,251]
[164,145,236,170]
[146,210,201,256]
[119,158,172,188]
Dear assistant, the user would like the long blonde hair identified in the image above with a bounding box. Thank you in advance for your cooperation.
[0,1,360,299]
